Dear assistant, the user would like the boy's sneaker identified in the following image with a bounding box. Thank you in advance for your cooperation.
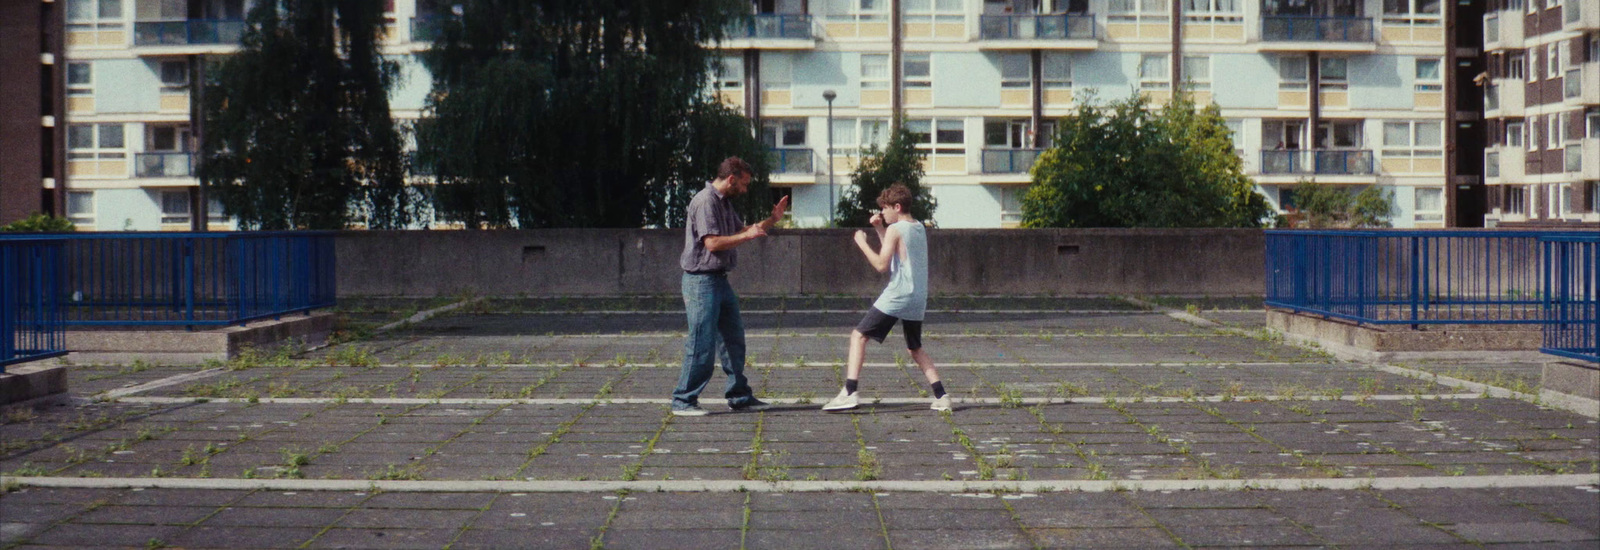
[930,395,952,412]
[730,398,772,412]
[671,404,710,417]
[822,388,858,412]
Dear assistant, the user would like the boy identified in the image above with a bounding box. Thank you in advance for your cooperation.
[823,183,949,412]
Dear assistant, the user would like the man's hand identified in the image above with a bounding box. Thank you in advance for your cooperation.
[868,212,884,228]
[745,224,768,240]
[766,195,791,227]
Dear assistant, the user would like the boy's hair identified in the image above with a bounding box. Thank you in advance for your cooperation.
[875,183,914,211]
[717,157,752,180]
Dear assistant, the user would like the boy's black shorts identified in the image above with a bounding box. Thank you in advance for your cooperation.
[855,307,923,350]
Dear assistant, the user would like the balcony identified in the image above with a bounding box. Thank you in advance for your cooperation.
[721,14,816,49]
[133,20,246,47]
[978,13,1096,47]
[1567,0,1599,31]
[1490,146,1525,182]
[1487,9,1524,48]
[1259,149,1373,175]
[1486,78,1524,117]
[1576,139,1600,180]
[981,148,1043,174]
[1484,14,1498,44]
[410,17,450,43]
[135,153,195,178]
[1564,63,1599,105]
[767,148,813,175]
[1259,16,1375,51]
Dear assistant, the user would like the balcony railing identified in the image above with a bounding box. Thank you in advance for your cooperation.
[1566,144,1583,173]
[1261,16,1374,42]
[411,16,449,43]
[767,148,813,174]
[133,19,246,46]
[135,152,195,178]
[979,13,1096,40]
[727,14,813,40]
[981,148,1043,174]
[1260,150,1374,175]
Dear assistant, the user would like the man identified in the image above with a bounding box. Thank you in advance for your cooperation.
[670,157,790,416]
[822,183,949,412]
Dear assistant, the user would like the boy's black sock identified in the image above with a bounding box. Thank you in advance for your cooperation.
[845,379,859,395]
[930,382,946,399]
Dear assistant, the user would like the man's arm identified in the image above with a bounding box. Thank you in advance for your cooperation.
[854,224,901,274]
[703,225,766,252]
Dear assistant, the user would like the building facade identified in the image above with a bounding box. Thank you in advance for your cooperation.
[1481,0,1600,225]
[49,0,1480,229]
[0,0,66,226]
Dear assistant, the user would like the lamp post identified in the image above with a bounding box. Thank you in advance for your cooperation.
[823,89,837,226]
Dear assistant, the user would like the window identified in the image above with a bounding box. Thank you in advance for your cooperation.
[830,118,891,155]
[66,191,94,225]
[761,120,807,148]
[903,53,931,89]
[1224,119,1244,153]
[1507,186,1526,214]
[66,0,122,24]
[1184,0,1242,19]
[1042,53,1071,89]
[1384,0,1441,19]
[1319,57,1347,91]
[906,118,965,156]
[1000,54,1030,88]
[207,197,229,224]
[1508,53,1525,80]
[1548,44,1559,79]
[160,190,191,225]
[1110,0,1172,19]
[147,126,183,152]
[1317,120,1363,148]
[67,123,126,161]
[1414,187,1443,221]
[861,54,889,89]
[905,0,964,24]
[1588,111,1600,138]
[158,60,187,90]
[1414,58,1442,91]
[1549,115,1561,149]
[1183,56,1210,91]
[715,56,742,89]
[1531,115,1540,151]
[1000,186,1025,225]
[1278,56,1308,90]
[1507,121,1525,146]
[1140,54,1170,89]
[67,62,92,96]
[1382,121,1443,158]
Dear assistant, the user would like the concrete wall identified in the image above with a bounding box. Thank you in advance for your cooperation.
[336,229,1265,297]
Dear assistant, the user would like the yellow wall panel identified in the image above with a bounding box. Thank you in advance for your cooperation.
[98,160,126,177]
[1380,27,1410,43]
[1183,25,1214,40]
[904,89,932,106]
[1140,24,1169,39]
[1189,91,1213,105]
[1413,27,1443,43]
[824,23,858,38]
[1215,24,1244,40]
[1278,91,1308,107]
[98,30,126,47]
[1106,23,1137,39]
[1414,92,1442,109]
[762,90,791,107]
[1043,89,1072,106]
[933,156,965,173]
[67,96,95,114]
[834,157,860,173]
[935,23,965,38]
[1000,89,1031,107]
[1380,158,1412,173]
[1320,91,1348,109]
[904,22,932,38]
[67,32,96,47]
[860,22,890,38]
[1142,90,1171,106]
[160,93,189,112]
[67,161,94,177]
[1412,158,1443,174]
[717,90,743,108]
[861,89,891,106]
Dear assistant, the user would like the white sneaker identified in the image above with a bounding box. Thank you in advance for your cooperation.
[930,395,952,412]
[822,388,858,412]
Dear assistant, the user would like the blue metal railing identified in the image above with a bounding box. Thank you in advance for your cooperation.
[135,152,196,178]
[0,232,336,328]
[728,14,814,40]
[410,16,449,43]
[1,239,67,371]
[133,20,247,46]
[979,13,1097,40]
[1541,235,1598,363]
[1261,16,1374,42]
[767,148,814,174]
[981,148,1044,174]
[1260,150,1374,175]
[1266,230,1598,327]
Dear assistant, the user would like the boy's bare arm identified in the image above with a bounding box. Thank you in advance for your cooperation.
[854,225,900,273]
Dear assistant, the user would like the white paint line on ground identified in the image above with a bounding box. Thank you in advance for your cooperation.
[473,309,1178,315]
[96,369,226,400]
[113,393,1488,407]
[352,361,1329,369]
[5,474,1593,494]
[1368,362,1600,419]
[534,332,1217,339]
[374,297,486,334]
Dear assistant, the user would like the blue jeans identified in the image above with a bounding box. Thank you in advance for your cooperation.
[671,272,755,408]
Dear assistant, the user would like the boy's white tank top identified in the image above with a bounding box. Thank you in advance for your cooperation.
[872,221,928,321]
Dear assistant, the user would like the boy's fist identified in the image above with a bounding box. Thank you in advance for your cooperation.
[854,230,869,246]
[868,213,884,227]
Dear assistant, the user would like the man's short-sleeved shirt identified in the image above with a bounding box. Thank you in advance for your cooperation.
[680,182,745,273]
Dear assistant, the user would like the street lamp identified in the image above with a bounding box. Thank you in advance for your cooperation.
[823,89,837,226]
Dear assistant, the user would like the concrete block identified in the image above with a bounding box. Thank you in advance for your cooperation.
[1542,360,1600,400]
[63,312,335,364]
[0,362,68,405]
[1267,308,1545,362]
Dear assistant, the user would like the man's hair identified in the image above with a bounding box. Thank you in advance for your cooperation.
[717,157,752,180]
[876,183,914,211]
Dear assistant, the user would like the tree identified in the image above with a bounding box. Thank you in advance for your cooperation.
[416,0,773,229]
[201,0,412,230]
[1286,179,1394,228]
[834,127,937,227]
[1022,91,1274,228]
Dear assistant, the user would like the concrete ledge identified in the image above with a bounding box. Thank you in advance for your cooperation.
[62,312,335,364]
[1266,308,1544,362]
[1543,360,1600,401]
[0,363,68,406]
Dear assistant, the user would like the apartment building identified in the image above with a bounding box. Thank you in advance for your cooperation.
[0,0,65,226]
[1482,0,1600,225]
[48,0,1474,229]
